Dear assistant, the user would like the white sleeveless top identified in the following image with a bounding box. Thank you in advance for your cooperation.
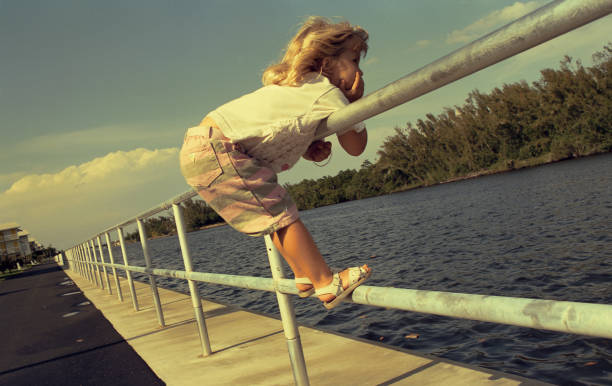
[208,73,364,173]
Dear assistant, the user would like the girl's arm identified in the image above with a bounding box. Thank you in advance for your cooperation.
[338,128,367,156]
[337,72,367,155]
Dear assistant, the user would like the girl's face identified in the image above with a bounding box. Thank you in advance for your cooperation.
[324,36,364,102]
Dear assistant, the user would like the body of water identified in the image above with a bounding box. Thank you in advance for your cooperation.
[113,154,611,385]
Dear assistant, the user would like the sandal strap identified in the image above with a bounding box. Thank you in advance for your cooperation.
[294,277,312,285]
[295,268,341,285]
[314,266,368,296]
[347,266,368,285]
[315,272,342,297]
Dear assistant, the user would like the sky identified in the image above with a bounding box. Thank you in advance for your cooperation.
[1,0,610,249]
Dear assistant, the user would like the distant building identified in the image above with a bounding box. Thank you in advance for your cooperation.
[18,229,33,263]
[0,223,35,265]
[0,222,23,264]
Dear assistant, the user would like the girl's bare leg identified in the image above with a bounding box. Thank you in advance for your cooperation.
[271,219,369,302]
[271,220,332,291]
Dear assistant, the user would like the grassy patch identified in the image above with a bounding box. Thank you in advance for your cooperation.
[0,265,33,281]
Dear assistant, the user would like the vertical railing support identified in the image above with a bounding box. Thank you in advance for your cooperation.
[90,239,105,290]
[75,246,82,276]
[136,218,165,327]
[97,236,112,294]
[105,232,124,302]
[74,248,79,273]
[172,203,212,356]
[66,249,73,271]
[71,248,78,273]
[78,245,87,279]
[66,249,72,271]
[76,245,83,278]
[85,240,100,287]
[71,248,78,274]
[117,227,139,311]
[73,247,80,275]
[264,235,309,386]
[82,243,94,284]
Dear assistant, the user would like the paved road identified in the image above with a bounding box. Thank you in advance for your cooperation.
[0,264,164,386]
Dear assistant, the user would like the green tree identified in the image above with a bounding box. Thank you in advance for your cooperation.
[181,198,223,232]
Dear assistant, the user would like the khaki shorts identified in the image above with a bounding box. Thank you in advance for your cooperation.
[180,126,299,236]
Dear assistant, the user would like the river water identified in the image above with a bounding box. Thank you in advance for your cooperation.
[113,154,611,385]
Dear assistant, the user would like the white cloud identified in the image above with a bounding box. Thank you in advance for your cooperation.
[0,171,28,192]
[0,147,189,249]
[446,1,543,45]
[5,148,176,194]
[11,125,179,155]
[416,40,431,48]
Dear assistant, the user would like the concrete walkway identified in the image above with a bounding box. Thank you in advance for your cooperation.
[62,265,549,386]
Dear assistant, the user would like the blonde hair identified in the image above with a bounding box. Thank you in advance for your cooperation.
[262,16,368,87]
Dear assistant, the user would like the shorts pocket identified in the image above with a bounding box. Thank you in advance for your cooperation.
[180,142,224,188]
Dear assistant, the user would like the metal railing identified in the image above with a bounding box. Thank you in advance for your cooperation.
[60,1,612,385]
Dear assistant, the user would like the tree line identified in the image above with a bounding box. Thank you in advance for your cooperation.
[128,45,611,237]
[287,44,611,208]
[124,198,222,241]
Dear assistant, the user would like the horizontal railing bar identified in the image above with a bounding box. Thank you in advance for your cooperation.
[89,261,299,294]
[76,259,612,339]
[100,190,198,235]
[315,0,612,139]
[349,286,612,340]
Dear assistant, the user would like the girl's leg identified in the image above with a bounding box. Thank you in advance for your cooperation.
[268,229,315,294]
[271,219,332,286]
[271,219,369,303]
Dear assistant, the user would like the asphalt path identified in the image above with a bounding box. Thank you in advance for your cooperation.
[0,263,164,386]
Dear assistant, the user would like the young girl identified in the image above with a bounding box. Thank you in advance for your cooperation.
[180,16,371,309]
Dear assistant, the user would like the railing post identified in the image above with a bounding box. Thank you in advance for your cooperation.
[89,239,104,290]
[264,235,309,386]
[97,236,112,294]
[75,247,82,276]
[66,250,72,270]
[117,227,139,311]
[72,248,77,272]
[85,241,100,287]
[66,249,72,271]
[71,248,78,274]
[73,247,79,274]
[172,203,212,356]
[136,218,165,327]
[105,232,124,302]
[81,243,94,283]
[75,246,82,277]
[78,245,87,278]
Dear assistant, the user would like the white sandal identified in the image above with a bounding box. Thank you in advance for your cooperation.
[315,266,371,309]
[295,277,315,298]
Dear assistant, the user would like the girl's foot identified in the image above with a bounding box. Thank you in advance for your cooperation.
[295,277,315,298]
[315,265,371,309]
